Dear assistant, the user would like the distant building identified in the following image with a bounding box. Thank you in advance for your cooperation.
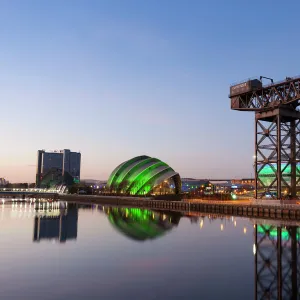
[181,178,210,193]
[81,180,107,188]
[0,178,8,186]
[181,178,256,194]
[231,178,255,185]
[36,149,81,187]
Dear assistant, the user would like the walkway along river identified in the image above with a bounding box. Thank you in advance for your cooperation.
[59,194,300,221]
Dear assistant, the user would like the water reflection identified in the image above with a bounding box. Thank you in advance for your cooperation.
[254,223,300,299]
[33,204,78,243]
[1,200,300,299]
[0,200,78,243]
[100,207,300,298]
[102,207,181,241]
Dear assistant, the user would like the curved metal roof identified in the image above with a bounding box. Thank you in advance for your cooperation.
[106,155,181,195]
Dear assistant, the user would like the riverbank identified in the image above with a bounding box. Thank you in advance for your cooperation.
[59,194,300,221]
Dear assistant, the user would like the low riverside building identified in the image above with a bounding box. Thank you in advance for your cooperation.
[209,180,232,193]
[181,178,210,193]
[232,178,255,185]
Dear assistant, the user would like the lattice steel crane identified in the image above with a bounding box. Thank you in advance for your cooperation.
[229,76,300,199]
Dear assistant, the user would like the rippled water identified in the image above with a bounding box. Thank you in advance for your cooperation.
[0,201,299,300]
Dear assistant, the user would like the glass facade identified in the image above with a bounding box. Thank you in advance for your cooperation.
[36,149,81,187]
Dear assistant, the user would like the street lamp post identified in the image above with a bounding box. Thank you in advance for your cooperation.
[253,155,257,199]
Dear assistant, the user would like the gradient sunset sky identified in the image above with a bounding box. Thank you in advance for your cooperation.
[1,0,300,182]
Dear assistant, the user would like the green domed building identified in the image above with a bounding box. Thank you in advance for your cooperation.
[106,155,181,196]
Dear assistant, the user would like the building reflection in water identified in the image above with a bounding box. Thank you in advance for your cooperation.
[101,207,181,241]
[254,223,300,300]
[33,203,78,243]
[6,199,300,298]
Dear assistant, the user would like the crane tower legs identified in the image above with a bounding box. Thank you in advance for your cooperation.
[254,108,300,199]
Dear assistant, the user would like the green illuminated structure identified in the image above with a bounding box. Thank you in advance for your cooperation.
[39,168,74,188]
[106,207,180,241]
[257,225,300,241]
[106,155,181,195]
[258,163,300,187]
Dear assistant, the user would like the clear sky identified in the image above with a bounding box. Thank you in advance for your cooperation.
[1,0,300,182]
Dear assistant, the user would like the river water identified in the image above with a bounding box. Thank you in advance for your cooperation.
[0,201,299,300]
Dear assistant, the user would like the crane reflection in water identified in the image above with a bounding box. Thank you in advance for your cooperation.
[254,223,300,299]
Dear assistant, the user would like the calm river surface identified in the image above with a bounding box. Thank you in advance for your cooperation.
[0,201,299,300]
